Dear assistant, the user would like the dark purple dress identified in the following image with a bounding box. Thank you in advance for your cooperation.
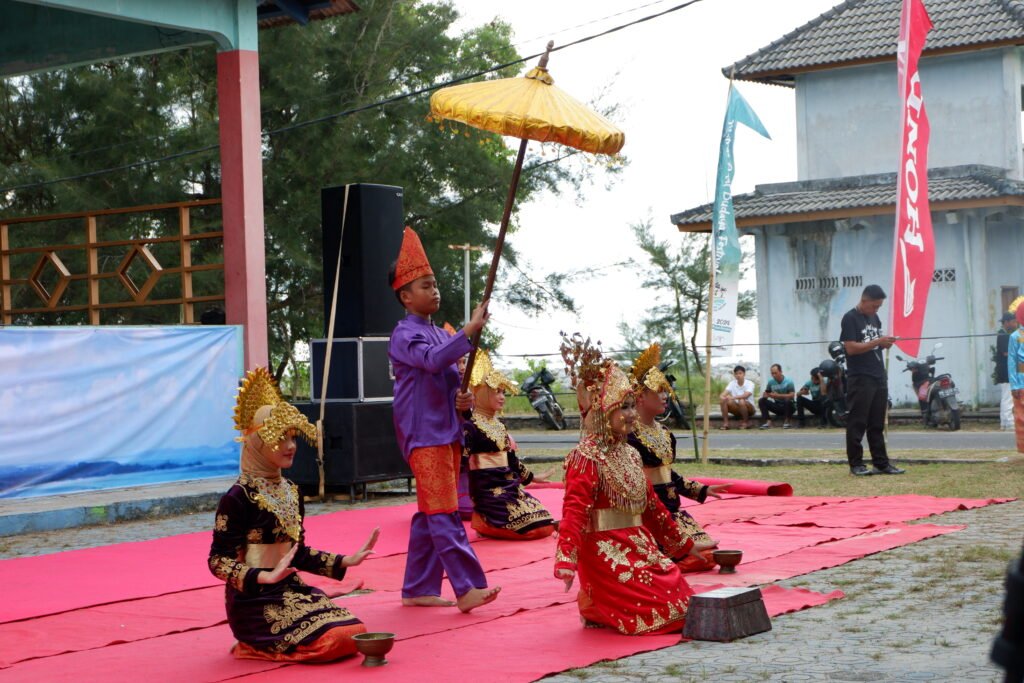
[208,474,362,654]
[627,423,713,546]
[463,417,554,535]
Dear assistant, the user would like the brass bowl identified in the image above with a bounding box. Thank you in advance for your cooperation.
[352,632,395,667]
[712,549,743,574]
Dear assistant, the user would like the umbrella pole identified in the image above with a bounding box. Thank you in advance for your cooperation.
[460,137,529,391]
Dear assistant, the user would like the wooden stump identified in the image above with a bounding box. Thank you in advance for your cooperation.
[682,586,772,642]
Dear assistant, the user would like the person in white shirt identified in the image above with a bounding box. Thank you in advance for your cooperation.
[719,365,756,429]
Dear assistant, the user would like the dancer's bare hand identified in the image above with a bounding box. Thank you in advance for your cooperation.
[455,391,474,412]
[464,300,490,337]
[557,569,575,592]
[342,527,380,567]
[707,484,731,499]
[258,544,298,584]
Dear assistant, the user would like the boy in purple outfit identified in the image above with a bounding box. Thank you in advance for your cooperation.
[388,227,500,613]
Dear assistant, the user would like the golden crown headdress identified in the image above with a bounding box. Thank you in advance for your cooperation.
[468,349,519,395]
[630,343,672,395]
[233,367,317,447]
[1009,295,1024,315]
[559,332,632,413]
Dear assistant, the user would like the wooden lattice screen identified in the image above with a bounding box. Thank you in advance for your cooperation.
[0,199,224,325]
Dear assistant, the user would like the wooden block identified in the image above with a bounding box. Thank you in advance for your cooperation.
[682,586,772,642]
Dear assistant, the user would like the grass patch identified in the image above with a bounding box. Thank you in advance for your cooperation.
[530,456,1024,498]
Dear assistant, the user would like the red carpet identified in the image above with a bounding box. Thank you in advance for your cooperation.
[0,484,1011,682]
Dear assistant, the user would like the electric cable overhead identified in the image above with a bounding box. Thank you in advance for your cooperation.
[0,0,706,195]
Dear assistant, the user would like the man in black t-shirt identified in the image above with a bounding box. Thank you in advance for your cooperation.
[838,285,905,476]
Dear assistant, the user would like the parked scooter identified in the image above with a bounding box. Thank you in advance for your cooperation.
[520,367,568,430]
[818,341,849,428]
[655,359,691,430]
[896,342,961,431]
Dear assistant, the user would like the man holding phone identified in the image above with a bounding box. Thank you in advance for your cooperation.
[839,284,906,476]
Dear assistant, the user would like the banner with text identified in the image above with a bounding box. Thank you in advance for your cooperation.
[891,0,935,357]
[710,86,770,355]
[0,326,243,499]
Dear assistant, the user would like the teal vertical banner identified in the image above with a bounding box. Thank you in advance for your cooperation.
[710,86,770,355]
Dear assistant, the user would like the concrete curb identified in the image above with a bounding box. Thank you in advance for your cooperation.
[0,477,234,538]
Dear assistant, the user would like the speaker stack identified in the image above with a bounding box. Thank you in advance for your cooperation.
[286,183,412,495]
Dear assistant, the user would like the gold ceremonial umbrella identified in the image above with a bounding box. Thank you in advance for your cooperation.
[430,42,625,388]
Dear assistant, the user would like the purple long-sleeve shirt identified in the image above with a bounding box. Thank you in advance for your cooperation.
[389,314,473,459]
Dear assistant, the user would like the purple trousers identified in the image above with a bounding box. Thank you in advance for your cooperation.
[402,511,487,598]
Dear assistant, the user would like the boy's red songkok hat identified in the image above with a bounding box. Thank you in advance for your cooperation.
[391,226,434,290]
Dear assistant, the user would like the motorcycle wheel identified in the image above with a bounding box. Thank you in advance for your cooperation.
[550,401,566,431]
[948,408,961,431]
[539,407,558,430]
[829,407,848,428]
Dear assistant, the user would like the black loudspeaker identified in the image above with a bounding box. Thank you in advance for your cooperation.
[286,402,411,493]
[310,338,393,401]
[321,183,406,337]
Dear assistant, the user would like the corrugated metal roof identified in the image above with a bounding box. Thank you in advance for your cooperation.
[725,0,1024,86]
[670,165,1024,228]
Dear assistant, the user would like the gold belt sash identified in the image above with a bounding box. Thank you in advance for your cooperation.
[587,508,642,533]
[469,451,508,470]
[644,465,672,485]
[1018,362,1024,373]
[245,541,293,568]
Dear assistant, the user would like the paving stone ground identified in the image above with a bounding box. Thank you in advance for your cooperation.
[1,493,1019,682]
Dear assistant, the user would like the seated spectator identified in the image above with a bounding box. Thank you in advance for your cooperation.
[797,367,828,428]
[719,365,756,430]
[758,363,795,429]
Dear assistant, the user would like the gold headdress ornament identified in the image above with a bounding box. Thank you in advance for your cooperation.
[1009,296,1024,314]
[630,342,672,395]
[468,349,519,395]
[233,367,317,447]
[560,332,634,443]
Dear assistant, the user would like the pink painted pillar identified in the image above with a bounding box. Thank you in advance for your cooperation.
[217,49,268,370]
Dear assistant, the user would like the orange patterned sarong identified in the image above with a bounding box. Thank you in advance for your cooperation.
[231,623,366,662]
[409,442,462,514]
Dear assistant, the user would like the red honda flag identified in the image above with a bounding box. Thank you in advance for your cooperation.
[891,0,934,357]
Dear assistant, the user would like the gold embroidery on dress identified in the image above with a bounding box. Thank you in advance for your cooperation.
[555,546,578,566]
[238,474,302,541]
[215,514,228,531]
[567,436,647,514]
[471,414,510,450]
[675,511,713,545]
[504,493,554,532]
[489,486,504,497]
[209,555,248,591]
[617,597,689,635]
[247,528,264,543]
[633,421,673,465]
[264,590,342,634]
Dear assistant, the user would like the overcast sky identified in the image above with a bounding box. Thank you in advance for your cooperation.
[451,0,841,371]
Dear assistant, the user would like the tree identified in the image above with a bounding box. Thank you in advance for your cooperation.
[0,1,620,386]
[619,219,756,377]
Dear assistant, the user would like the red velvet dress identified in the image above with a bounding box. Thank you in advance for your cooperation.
[554,435,695,635]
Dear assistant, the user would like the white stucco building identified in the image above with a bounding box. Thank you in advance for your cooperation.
[671,0,1024,406]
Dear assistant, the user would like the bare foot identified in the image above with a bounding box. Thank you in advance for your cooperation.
[456,586,501,613]
[694,540,717,551]
[402,595,456,607]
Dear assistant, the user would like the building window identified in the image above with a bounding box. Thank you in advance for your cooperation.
[932,268,956,283]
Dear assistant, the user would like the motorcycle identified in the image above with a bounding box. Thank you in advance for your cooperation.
[655,359,691,430]
[818,340,849,428]
[896,342,961,431]
[520,367,568,430]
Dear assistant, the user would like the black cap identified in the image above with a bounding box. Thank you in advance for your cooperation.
[810,367,820,375]
[1001,312,1016,322]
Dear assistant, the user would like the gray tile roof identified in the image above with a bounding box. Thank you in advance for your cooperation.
[726,0,1024,86]
[670,165,1024,228]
